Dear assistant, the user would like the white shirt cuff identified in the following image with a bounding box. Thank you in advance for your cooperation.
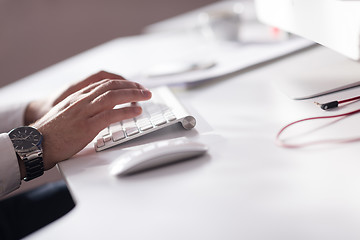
[0,133,21,197]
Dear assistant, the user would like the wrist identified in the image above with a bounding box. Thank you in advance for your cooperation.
[8,126,44,181]
[25,100,49,126]
[24,101,39,125]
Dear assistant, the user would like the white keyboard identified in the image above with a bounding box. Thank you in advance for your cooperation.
[94,86,196,151]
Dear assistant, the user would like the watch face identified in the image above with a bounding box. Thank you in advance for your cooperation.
[8,126,42,152]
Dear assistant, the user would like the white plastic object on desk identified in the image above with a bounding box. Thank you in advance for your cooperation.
[110,138,208,176]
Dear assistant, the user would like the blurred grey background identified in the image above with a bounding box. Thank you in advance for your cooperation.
[0,0,217,88]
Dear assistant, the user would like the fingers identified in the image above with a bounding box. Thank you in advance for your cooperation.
[86,79,149,105]
[53,71,125,106]
[77,78,151,117]
[82,78,145,95]
[79,71,126,89]
[89,88,152,116]
[93,70,125,80]
[89,106,143,132]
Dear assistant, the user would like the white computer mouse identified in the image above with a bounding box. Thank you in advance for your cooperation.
[110,138,208,176]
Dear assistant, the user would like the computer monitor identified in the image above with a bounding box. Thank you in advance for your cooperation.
[255,0,360,60]
[254,0,360,99]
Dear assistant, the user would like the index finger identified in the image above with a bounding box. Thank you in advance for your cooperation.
[82,79,145,95]
[53,71,126,106]
[74,71,126,91]
[89,88,152,115]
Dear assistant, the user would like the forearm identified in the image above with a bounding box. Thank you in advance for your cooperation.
[24,100,52,126]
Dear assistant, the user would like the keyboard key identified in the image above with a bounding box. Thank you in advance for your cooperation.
[136,118,153,131]
[163,110,176,121]
[96,138,105,148]
[122,119,137,128]
[150,114,167,126]
[112,130,125,141]
[145,105,162,115]
[109,123,123,133]
[125,127,139,136]
[122,119,139,136]
[140,124,153,131]
[103,134,112,142]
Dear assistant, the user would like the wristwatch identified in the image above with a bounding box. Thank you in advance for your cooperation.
[8,126,44,181]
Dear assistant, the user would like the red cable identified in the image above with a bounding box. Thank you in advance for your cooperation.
[276,108,360,148]
[338,95,360,104]
[317,95,360,110]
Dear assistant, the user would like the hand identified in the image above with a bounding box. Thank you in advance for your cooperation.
[25,72,152,171]
[25,71,127,125]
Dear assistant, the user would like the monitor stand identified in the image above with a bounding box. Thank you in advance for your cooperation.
[274,46,360,100]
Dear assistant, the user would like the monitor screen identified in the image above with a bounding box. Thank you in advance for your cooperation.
[254,0,360,60]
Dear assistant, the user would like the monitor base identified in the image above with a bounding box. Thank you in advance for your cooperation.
[274,47,360,100]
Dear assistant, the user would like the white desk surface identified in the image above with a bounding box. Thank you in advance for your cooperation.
[4,34,360,239]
